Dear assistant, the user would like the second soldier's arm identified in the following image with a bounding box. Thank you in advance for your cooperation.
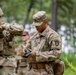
[2,23,24,42]
[2,23,24,36]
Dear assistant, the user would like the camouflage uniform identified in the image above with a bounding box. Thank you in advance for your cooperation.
[21,11,64,75]
[0,8,23,75]
[17,42,28,75]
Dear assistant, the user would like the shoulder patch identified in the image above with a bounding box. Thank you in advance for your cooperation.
[55,40,59,46]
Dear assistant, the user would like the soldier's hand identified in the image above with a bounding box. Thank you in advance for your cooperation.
[26,51,36,58]
[17,46,24,56]
[17,48,25,56]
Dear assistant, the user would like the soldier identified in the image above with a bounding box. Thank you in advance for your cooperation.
[21,31,30,43]
[0,7,24,75]
[18,11,64,75]
[17,31,30,75]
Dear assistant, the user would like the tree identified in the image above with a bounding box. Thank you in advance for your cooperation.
[23,0,35,27]
[51,0,58,31]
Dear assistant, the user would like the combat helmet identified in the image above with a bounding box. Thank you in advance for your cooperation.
[0,8,4,16]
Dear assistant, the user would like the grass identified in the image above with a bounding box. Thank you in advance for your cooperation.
[60,52,76,75]
[63,68,76,75]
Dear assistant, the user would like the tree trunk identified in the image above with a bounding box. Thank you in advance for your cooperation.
[39,0,43,10]
[23,1,35,27]
[51,0,58,31]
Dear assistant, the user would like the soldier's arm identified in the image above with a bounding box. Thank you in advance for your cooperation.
[35,34,62,62]
[2,23,24,36]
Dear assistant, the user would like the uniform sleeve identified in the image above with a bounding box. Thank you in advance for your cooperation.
[35,33,62,62]
[2,23,24,36]
[9,23,24,36]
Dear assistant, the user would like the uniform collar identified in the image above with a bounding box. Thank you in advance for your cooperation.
[39,26,50,36]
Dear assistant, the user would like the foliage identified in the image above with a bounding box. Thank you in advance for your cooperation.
[61,52,76,67]
[0,0,51,23]
[64,57,76,72]
[61,52,76,75]
[64,68,76,75]
[57,0,76,50]
[0,0,26,23]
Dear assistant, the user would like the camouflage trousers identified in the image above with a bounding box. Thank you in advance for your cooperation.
[26,63,54,75]
[17,67,27,75]
[0,56,17,75]
[0,67,16,75]
[16,56,28,75]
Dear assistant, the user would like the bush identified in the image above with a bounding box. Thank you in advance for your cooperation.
[61,52,76,73]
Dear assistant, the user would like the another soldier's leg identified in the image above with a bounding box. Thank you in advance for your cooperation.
[54,60,65,75]
[17,67,27,75]
[1,57,17,75]
[17,58,27,75]
[1,67,16,75]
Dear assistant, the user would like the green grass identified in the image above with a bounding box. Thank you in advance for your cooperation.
[63,68,76,75]
[60,52,76,75]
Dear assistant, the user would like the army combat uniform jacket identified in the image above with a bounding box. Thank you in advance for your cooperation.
[0,23,23,75]
[23,26,62,75]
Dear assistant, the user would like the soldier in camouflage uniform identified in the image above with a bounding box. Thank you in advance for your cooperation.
[0,8,23,75]
[18,11,64,75]
[17,31,30,75]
